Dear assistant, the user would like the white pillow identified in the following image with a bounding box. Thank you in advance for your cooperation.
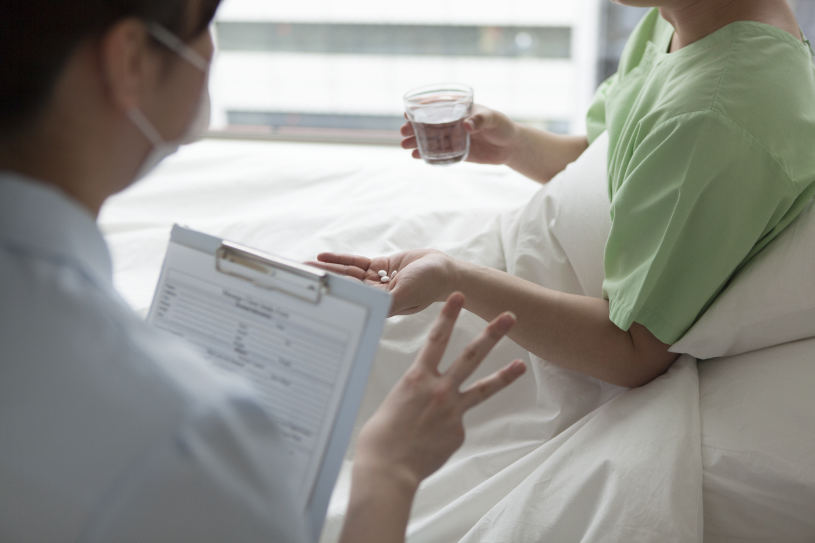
[501,131,610,298]
[699,337,815,539]
[671,198,815,359]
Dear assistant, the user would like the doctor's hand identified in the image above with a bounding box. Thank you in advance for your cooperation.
[357,292,525,485]
[400,104,521,165]
[311,249,457,316]
[339,293,526,543]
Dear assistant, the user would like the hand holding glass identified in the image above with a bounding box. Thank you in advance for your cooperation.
[403,84,473,165]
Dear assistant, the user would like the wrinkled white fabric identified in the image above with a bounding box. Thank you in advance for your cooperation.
[103,136,703,543]
[99,135,813,543]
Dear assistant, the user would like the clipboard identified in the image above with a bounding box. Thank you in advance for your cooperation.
[146,225,390,539]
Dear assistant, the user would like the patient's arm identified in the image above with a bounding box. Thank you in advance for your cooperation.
[452,261,679,388]
[400,104,588,184]
[313,251,679,388]
[504,123,589,184]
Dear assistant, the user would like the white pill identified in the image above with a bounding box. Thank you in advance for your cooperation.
[378,270,388,277]
[391,270,397,278]
[380,276,390,283]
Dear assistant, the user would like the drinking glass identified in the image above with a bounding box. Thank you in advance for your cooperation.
[403,83,474,165]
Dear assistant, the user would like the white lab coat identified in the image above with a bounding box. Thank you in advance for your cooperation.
[0,173,310,542]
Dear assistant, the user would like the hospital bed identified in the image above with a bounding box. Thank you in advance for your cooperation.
[100,133,815,542]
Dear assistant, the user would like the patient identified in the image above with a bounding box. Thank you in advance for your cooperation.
[316,0,815,387]
[0,1,525,542]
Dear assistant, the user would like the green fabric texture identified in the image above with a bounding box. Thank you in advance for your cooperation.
[586,9,815,343]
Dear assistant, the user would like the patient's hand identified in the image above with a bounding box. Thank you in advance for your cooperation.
[400,104,520,166]
[311,249,457,316]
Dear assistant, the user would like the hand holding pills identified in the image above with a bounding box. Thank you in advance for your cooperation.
[311,249,456,316]
[377,269,398,283]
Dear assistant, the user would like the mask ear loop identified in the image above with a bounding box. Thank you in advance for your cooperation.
[127,108,164,147]
[146,22,209,72]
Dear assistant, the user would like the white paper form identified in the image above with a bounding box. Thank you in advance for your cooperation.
[147,242,368,511]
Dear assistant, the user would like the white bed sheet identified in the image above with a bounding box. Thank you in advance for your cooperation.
[100,139,536,314]
[99,136,813,542]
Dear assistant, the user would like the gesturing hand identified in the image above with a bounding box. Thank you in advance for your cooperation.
[311,249,457,316]
[354,292,526,489]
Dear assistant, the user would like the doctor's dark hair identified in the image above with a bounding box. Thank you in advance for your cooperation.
[0,0,221,134]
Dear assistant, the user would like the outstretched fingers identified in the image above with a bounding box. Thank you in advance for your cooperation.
[446,311,516,386]
[307,261,367,280]
[414,292,466,373]
[308,253,373,281]
[317,253,372,268]
[460,359,526,410]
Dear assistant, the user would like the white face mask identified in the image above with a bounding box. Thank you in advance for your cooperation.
[128,23,212,180]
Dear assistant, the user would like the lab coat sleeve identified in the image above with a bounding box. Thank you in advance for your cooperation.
[81,394,311,543]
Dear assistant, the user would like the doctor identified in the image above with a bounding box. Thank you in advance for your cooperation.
[0,1,526,542]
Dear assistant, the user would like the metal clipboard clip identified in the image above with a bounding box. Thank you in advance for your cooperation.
[215,241,328,304]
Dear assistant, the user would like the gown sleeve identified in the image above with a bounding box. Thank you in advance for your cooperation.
[603,110,796,343]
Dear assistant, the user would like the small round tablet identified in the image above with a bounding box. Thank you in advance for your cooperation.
[380,276,390,283]
[378,270,388,277]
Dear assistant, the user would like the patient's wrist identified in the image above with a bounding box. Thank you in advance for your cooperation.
[504,123,535,170]
[442,255,465,301]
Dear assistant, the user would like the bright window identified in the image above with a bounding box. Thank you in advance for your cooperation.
[208,0,815,143]
[209,0,601,141]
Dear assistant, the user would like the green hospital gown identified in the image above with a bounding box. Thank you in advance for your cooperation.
[586,9,815,344]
